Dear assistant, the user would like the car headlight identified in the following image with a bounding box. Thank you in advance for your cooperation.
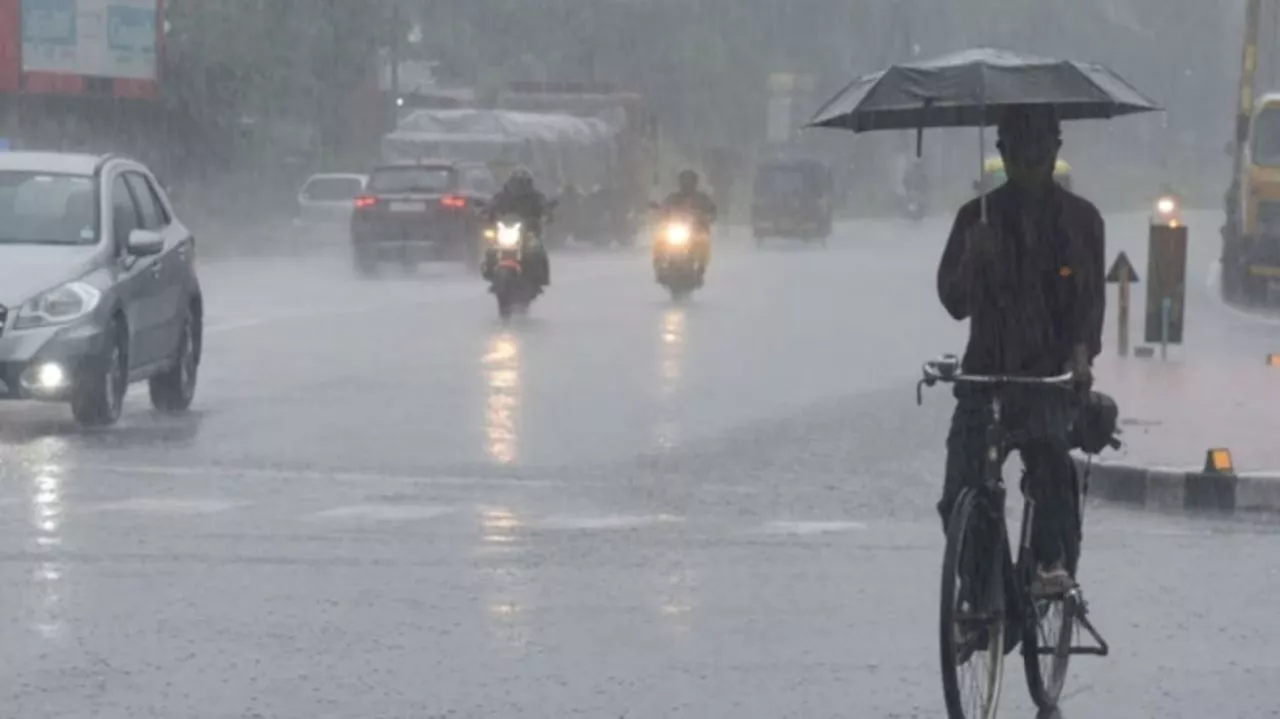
[496,222,522,248]
[664,223,692,246]
[1156,196,1177,215]
[13,281,102,330]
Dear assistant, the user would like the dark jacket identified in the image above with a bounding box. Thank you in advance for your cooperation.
[489,186,550,237]
[662,190,717,228]
[937,182,1105,376]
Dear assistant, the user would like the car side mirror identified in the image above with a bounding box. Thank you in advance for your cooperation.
[127,228,164,257]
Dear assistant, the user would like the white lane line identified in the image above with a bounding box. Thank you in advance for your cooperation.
[204,318,268,334]
[305,504,457,521]
[77,463,570,489]
[758,520,868,535]
[534,514,683,530]
[86,498,245,515]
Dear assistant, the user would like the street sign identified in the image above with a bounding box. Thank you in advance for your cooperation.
[1107,251,1140,357]
[1106,251,1139,283]
[1144,225,1188,346]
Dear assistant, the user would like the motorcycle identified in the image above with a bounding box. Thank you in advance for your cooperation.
[652,211,708,301]
[902,192,926,221]
[901,161,928,221]
[483,213,544,320]
[1151,189,1184,228]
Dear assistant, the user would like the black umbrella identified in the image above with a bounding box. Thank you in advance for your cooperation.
[807,47,1162,219]
[809,47,1160,131]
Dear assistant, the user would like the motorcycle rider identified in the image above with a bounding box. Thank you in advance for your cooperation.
[485,167,552,286]
[658,169,717,272]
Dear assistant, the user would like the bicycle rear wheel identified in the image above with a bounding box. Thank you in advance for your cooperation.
[1022,588,1076,710]
[940,488,1006,719]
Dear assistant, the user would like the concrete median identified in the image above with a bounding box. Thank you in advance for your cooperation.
[1078,352,1280,515]
[1075,456,1280,514]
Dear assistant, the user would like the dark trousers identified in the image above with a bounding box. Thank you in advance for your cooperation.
[937,387,1081,569]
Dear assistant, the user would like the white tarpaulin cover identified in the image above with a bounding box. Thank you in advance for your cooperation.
[392,108,618,145]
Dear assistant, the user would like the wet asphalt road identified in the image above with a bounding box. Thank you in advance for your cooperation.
[2,212,1279,718]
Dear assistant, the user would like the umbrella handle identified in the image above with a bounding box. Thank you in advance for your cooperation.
[978,131,988,224]
[978,91,988,223]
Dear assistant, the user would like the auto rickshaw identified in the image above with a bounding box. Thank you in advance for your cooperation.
[973,155,1073,194]
[750,158,834,246]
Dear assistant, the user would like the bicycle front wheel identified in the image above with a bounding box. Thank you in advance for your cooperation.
[1022,588,1076,710]
[940,488,1006,719]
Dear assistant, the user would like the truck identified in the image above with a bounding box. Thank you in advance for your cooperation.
[1222,0,1280,304]
[495,82,660,235]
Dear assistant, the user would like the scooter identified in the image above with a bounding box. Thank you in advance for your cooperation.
[1151,188,1184,228]
[652,210,707,301]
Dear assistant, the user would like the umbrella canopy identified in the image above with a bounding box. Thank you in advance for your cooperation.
[808,47,1161,132]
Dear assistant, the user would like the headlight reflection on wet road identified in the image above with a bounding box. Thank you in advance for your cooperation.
[655,307,688,450]
[19,437,69,641]
[482,332,523,465]
[476,506,535,653]
[29,470,65,639]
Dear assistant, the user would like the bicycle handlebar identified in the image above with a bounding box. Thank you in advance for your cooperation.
[923,367,1075,387]
[916,355,1075,405]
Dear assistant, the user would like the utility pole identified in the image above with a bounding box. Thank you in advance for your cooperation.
[389,1,402,130]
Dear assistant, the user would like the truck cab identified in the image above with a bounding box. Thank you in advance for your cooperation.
[1226,94,1280,302]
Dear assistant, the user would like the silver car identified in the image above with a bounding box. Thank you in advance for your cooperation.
[0,152,202,426]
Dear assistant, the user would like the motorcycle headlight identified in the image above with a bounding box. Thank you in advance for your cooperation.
[664,223,692,246]
[13,281,102,330]
[496,222,522,248]
[1156,196,1177,215]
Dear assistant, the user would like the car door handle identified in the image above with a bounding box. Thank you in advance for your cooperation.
[150,262,163,278]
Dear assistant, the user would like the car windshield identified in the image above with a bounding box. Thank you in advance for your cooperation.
[369,167,454,194]
[302,176,364,201]
[1255,108,1280,167]
[0,171,96,245]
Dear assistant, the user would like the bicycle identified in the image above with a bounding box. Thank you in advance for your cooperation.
[916,354,1114,719]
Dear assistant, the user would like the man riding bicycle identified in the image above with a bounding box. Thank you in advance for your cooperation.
[935,105,1105,595]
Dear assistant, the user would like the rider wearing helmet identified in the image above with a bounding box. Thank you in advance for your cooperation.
[659,169,717,271]
[486,167,552,286]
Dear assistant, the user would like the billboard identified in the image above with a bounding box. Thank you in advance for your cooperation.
[21,0,157,80]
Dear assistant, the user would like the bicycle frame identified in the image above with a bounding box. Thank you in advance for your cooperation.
[971,390,1110,661]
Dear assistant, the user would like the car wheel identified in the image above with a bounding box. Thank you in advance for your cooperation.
[72,317,128,427]
[149,306,201,413]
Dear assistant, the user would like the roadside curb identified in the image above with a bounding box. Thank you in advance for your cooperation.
[1073,456,1280,514]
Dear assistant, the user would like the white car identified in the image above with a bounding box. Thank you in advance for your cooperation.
[294,173,368,232]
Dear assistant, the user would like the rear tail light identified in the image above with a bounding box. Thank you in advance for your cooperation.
[354,195,378,210]
[441,194,467,209]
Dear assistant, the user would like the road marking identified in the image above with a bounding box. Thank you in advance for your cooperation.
[87,498,244,515]
[758,520,868,535]
[204,318,268,334]
[306,504,456,521]
[534,514,683,530]
[77,463,571,489]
